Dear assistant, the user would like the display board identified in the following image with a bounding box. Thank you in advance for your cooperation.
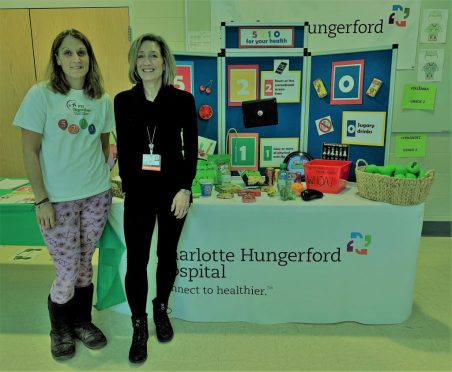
[306,47,398,178]
[223,55,304,138]
[175,25,398,179]
[220,23,307,167]
[174,53,220,153]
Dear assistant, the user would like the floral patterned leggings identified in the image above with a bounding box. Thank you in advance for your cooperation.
[41,190,112,304]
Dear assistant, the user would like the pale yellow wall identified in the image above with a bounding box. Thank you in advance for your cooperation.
[131,0,185,51]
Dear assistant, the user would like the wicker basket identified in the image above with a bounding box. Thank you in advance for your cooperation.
[355,159,435,205]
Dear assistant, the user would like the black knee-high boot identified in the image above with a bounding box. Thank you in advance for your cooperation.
[48,296,75,361]
[73,283,107,349]
[129,315,148,364]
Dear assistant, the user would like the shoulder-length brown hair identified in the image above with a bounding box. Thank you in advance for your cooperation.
[46,29,104,99]
[128,33,176,86]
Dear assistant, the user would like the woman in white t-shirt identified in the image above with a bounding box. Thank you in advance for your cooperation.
[13,29,114,361]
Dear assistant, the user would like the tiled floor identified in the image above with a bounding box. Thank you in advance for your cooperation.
[0,237,451,371]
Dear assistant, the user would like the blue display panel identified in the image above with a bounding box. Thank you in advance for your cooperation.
[174,54,219,148]
[224,56,305,140]
[307,48,394,178]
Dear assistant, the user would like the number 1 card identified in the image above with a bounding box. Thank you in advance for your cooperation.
[228,132,259,170]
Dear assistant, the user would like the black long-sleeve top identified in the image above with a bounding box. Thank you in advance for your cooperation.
[114,83,198,194]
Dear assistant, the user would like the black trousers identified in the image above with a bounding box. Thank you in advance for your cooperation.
[123,190,186,318]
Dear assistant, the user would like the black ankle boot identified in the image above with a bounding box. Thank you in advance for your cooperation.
[48,296,76,361]
[73,284,107,349]
[152,298,173,343]
[129,315,148,364]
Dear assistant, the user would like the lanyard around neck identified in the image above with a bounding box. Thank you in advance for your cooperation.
[146,126,156,154]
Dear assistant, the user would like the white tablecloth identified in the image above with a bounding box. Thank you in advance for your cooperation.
[107,183,425,324]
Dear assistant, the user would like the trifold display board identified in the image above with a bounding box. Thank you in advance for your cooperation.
[175,23,397,178]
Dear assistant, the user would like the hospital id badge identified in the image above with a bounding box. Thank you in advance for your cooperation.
[142,154,161,171]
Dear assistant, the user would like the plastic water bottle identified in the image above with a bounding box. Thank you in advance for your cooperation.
[278,163,288,200]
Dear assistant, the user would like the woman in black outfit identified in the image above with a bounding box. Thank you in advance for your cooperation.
[114,33,198,364]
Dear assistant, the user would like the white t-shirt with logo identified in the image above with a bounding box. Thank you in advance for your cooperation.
[13,83,115,202]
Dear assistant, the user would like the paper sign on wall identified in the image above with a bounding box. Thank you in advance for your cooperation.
[395,134,427,157]
[402,84,436,110]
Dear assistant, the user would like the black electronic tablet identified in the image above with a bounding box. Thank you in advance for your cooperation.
[242,98,278,128]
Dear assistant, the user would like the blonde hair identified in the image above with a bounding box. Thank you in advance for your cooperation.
[128,33,176,86]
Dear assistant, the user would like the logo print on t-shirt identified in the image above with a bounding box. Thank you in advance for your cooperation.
[88,124,96,134]
[68,124,80,134]
[58,119,68,130]
[66,100,77,111]
[66,100,91,116]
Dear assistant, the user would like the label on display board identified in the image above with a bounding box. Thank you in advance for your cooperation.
[228,133,259,171]
[341,111,386,146]
[239,27,294,48]
[260,137,299,168]
[261,71,301,103]
[174,62,194,94]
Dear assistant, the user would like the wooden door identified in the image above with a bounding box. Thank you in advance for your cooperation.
[0,7,130,178]
[0,9,36,177]
[30,7,131,99]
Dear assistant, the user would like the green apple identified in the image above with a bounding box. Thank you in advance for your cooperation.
[379,165,394,176]
[406,161,420,174]
[366,164,379,173]
[393,165,406,176]
[394,173,406,178]
[405,172,417,179]
[418,170,426,178]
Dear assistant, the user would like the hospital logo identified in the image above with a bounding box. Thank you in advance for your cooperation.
[346,232,372,256]
[388,4,410,27]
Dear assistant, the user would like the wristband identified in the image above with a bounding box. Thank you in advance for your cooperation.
[35,197,49,206]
